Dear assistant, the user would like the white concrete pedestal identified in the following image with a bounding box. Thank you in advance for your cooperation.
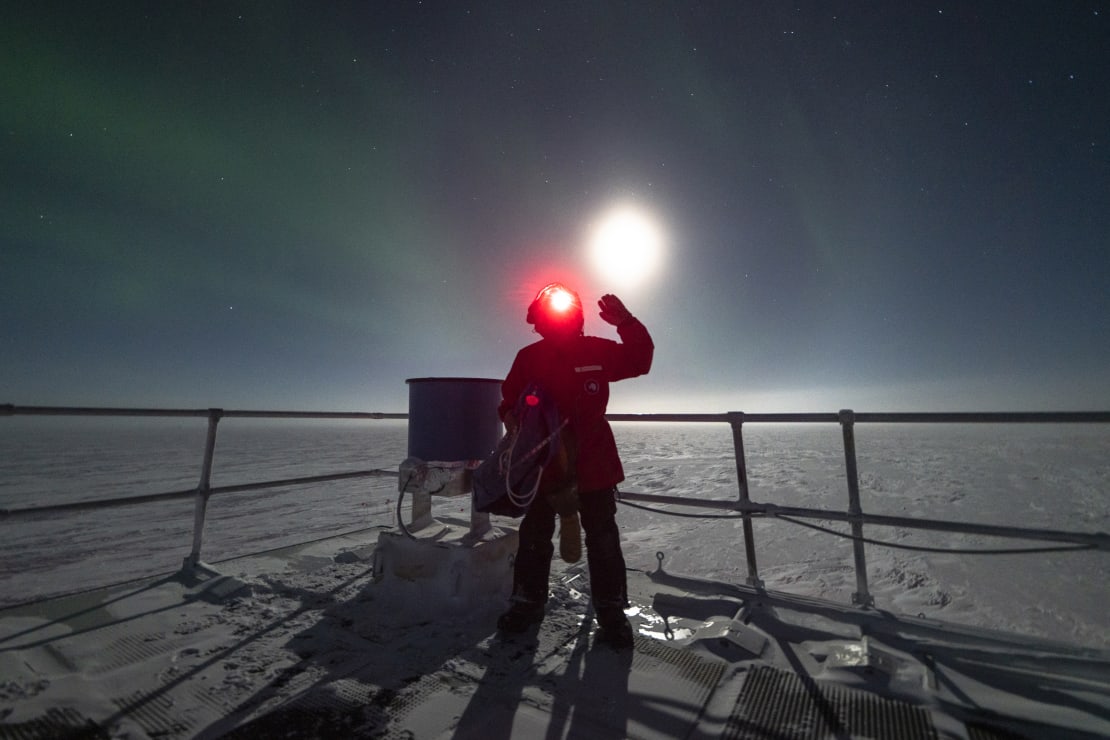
[371,517,518,622]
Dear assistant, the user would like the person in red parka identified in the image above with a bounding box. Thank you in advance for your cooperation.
[496,282,653,649]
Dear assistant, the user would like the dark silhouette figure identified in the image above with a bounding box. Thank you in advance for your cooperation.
[496,283,653,649]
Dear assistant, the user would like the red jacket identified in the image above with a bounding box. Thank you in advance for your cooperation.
[499,318,653,492]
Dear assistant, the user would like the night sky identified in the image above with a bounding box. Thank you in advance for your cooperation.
[4,3,1108,413]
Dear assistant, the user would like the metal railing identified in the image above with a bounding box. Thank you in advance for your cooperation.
[609,410,1110,605]
[1,405,405,570]
[3,404,1109,608]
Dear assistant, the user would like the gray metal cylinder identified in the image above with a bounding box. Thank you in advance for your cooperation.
[406,377,503,461]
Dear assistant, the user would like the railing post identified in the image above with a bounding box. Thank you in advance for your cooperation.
[184,408,222,571]
[839,409,873,607]
[729,412,763,588]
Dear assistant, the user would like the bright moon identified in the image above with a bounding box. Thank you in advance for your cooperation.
[587,206,664,290]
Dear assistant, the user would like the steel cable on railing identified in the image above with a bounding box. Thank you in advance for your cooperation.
[615,495,1100,556]
[768,511,1097,555]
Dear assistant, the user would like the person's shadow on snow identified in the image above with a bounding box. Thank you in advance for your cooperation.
[195,567,505,739]
[450,626,545,739]
[451,605,633,740]
[561,635,634,739]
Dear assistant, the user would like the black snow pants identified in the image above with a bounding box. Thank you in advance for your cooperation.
[510,487,628,621]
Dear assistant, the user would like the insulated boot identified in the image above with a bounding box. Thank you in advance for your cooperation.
[558,512,582,563]
[497,601,546,633]
[595,612,634,650]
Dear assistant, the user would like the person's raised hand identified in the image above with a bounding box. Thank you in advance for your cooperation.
[598,294,633,326]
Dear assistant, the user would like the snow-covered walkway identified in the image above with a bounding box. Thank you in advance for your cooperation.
[2,523,1108,739]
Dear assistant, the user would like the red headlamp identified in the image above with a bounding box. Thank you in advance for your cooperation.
[544,286,574,312]
[526,282,583,328]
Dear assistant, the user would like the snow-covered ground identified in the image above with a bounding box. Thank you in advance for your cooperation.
[1,415,1109,738]
[615,421,1110,651]
[1,416,1107,649]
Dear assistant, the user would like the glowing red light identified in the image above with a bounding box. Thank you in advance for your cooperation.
[525,394,540,406]
[546,287,574,312]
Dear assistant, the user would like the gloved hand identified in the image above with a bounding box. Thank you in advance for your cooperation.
[597,294,633,326]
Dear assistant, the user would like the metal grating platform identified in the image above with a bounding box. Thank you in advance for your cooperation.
[966,722,1033,740]
[0,707,109,740]
[636,633,728,690]
[724,664,939,740]
[224,672,455,739]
